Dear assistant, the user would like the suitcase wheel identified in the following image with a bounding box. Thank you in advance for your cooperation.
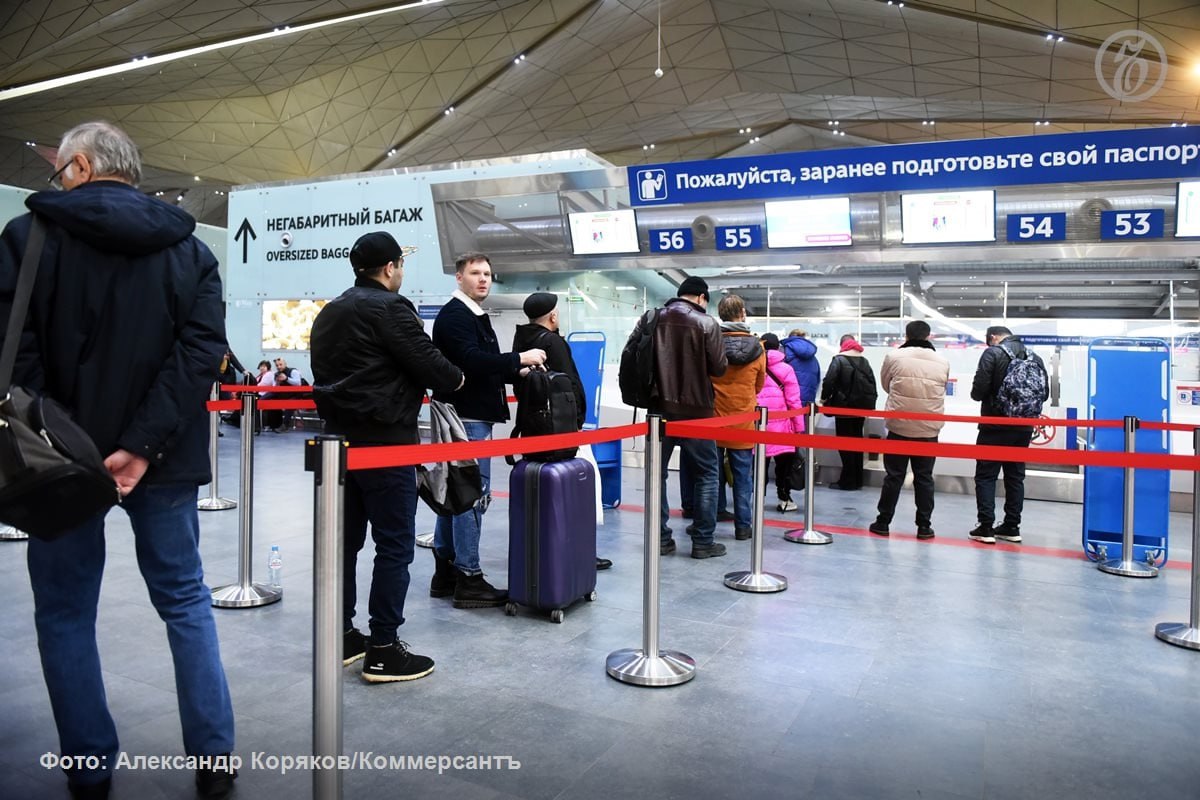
[585,591,597,602]
[504,601,518,617]
[549,609,564,624]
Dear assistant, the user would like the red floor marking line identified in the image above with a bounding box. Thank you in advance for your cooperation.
[608,501,1191,571]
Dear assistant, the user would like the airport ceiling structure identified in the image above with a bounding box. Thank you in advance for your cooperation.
[1,0,1199,320]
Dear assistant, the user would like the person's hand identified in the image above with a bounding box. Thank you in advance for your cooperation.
[519,348,547,367]
[518,366,532,378]
[104,449,150,497]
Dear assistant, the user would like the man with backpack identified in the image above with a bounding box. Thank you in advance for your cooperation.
[512,292,611,569]
[820,334,877,491]
[968,326,1049,545]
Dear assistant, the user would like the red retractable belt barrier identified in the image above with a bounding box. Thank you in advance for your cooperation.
[816,405,1123,429]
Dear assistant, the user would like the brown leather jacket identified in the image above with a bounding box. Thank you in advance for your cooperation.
[648,297,727,419]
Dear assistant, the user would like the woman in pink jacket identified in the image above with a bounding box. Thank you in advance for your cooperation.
[757,334,805,512]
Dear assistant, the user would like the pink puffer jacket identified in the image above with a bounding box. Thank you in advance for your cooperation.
[757,350,805,457]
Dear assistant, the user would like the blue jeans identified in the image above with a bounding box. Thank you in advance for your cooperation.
[678,448,695,512]
[661,435,718,547]
[717,447,754,529]
[434,420,493,576]
[26,483,234,786]
[344,463,418,644]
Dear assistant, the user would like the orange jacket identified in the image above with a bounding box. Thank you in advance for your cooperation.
[711,328,766,450]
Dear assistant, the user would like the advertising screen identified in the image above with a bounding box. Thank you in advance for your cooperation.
[1176,181,1200,237]
[568,209,640,255]
[764,197,853,248]
[901,190,996,244]
[262,300,327,350]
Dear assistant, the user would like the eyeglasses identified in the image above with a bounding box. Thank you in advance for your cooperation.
[47,160,71,191]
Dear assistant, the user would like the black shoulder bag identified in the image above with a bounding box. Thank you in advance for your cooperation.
[0,218,119,539]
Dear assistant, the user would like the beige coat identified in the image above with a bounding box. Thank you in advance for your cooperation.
[880,344,950,438]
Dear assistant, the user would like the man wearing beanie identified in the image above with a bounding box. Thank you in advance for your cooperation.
[820,334,878,490]
[310,231,464,682]
[513,292,612,570]
[624,275,728,558]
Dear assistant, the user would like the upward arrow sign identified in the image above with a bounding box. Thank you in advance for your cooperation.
[234,218,256,264]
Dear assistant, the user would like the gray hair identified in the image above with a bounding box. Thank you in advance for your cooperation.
[59,121,142,186]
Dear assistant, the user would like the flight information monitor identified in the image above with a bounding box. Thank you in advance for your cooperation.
[764,197,853,248]
[568,209,640,255]
[901,190,996,244]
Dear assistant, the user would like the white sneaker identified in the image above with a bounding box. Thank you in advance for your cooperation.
[777,500,798,513]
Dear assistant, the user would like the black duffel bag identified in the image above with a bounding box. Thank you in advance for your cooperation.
[0,219,119,539]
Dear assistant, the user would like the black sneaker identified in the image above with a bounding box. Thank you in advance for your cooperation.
[195,755,237,798]
[916,526,935,539]
[993,524,1022,543]
[452,573,508,609]
[596,557,613,570]
[969,524,996,544]
[343,628,368,666]
[868,520,890,537]
[734,526,752,540]
[660,538,676,555]
[716,510,735,522]
[691,542,728,559]
[362,640,435,683]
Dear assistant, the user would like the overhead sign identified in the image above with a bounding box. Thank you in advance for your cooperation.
[629,127,1200,207]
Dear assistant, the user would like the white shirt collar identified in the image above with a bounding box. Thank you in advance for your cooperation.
[452,289,485,316]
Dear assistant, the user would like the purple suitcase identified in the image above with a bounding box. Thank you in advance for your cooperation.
[506,458,597,622]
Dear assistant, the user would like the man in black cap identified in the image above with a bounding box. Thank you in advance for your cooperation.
[309,231,464,683]
[513,292,612,570]
[624,276,728,558]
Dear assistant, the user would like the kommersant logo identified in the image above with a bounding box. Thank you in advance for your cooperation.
[1095,30,1168,103]
[637,169,667,202]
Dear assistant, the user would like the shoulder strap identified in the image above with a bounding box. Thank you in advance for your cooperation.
[0,217,46,396]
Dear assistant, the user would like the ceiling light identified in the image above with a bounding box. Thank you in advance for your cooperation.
[513,54,526,65]
[176,195,184,202]
[387,148,396,156]
[0,0,443,102]
[443,106,454,115]
[193,175,200,181]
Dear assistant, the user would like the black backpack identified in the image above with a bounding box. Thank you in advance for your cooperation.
[618,309,659,408]
[511,369,580,463]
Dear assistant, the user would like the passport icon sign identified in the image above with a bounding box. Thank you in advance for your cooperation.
[637,169,667,202]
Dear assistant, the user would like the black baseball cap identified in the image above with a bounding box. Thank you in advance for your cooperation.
[350,231,413,272]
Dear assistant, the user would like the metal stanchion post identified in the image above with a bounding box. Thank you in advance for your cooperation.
[198,382,237,511]
[415,532,434,548]
[606,414,696,686]
[0,524,28,540]
[212,392,283,607]
[310,436,346,800]
[784,403,833,545]
[1154,427,1200,649]
[725,406,787,593]
[1099,415,1158,578]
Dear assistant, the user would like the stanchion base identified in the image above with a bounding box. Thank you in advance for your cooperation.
[1098,558,1159,578]
[605,648,696,686]
[723,570,788,593]
[783,527,833,545]
[415,532,434,549]
[197,497,237,511]
[0,526,28,540]
[1155,622,1200,650]
[211,582,282,608]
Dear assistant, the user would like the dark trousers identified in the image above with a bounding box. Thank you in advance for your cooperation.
[834,416,866,489]
[343,464,418,645]
[767,451,798,500]
[974,427,1033,527]
[876,432,937,528]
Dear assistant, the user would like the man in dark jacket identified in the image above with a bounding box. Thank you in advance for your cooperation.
[0,122,235,799]
[820,334,878,490]
[310,231,464,681]
[628,276,728,558]
[513,292,611,570]
[432,253,546,608]
[968,326,1049,545]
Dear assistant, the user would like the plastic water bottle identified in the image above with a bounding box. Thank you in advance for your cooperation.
[267,545,282,588]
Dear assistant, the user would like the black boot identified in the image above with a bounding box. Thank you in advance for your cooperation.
[430,552,458,598]
[452,572,508,609]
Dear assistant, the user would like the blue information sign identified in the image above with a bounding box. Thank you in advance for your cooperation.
[1099,209,1165,240]
[648,227,694,253]
[1006,212,1066,242]
[715,224,762,251]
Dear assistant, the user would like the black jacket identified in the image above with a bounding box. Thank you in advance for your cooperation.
[432,297,519,423]
[970,336,1048,430]
[821,353,878,410]
[310,279,463,444]
[0,181,226,485]
[512,323,587,429]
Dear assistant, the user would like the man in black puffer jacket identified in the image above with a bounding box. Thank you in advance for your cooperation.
[310,232,464,683]
[0,121,234,799]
